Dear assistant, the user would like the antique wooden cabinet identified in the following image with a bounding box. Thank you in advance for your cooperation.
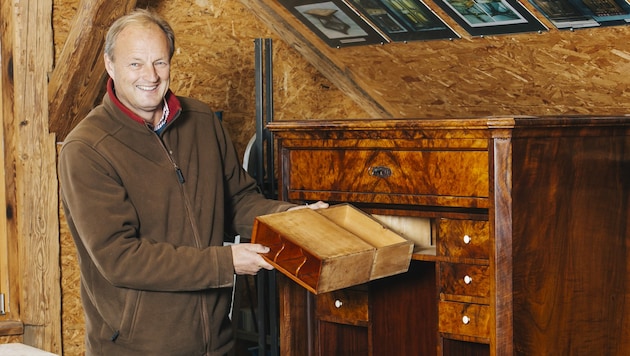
[267,117,630,356]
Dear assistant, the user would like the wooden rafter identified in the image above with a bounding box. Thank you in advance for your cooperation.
[2,0,59,351]
[238,0,392,119]
[48,0,138,140]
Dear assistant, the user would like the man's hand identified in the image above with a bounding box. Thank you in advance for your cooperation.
[231,243,274,275]
[288,200,329,211]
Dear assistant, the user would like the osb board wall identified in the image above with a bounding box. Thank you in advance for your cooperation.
[249,0,630,118]
[328,25,630,117]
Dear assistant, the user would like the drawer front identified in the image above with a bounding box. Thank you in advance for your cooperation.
[439,263,490,299]
[316,289,369,326]
[437,219,489,259]
[286,149,488,208]
[439,301,490,339]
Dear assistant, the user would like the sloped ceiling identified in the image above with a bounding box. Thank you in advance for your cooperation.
[240,0,630,119]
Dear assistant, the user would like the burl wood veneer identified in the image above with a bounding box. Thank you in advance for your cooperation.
[268,117,630,356]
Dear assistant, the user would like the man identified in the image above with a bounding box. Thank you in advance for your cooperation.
[58,9,326,355]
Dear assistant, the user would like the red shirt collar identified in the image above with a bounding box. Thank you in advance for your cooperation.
[107,78,181,126]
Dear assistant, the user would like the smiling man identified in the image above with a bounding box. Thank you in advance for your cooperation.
[58,9,326,356]
[103,13,172,128]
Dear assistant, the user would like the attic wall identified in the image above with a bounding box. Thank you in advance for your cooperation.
[242,0,630,118]
[332,25,630,117]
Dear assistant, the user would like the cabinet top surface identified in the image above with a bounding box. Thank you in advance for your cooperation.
[267,116,630,133]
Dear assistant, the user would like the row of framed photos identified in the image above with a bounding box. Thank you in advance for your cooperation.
[279,0,630,47]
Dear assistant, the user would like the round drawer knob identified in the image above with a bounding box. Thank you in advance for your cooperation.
[463,235,471,244]
[464,275,473,284]
[334,300,343,308]
[462,316,470,325]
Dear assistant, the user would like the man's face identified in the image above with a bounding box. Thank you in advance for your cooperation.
[104,23,171,125]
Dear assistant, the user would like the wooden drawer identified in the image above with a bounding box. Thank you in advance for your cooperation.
[252,205,412,294]
[286,149,488,208]
[439,263,490,301]
[316,288,369,326]
[438,301,490,339]
[317,205,413,280]
[252,208,374,294]
[437,219,489,259]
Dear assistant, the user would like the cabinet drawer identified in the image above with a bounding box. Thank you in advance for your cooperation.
[437,219,489,259]
[439,301,490,339]
[316,288,369,326]
[286,149,488,208]
[439,263,490,300]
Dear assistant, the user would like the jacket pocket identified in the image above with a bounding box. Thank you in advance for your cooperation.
[84,265,142,343]
[114,288,142,342]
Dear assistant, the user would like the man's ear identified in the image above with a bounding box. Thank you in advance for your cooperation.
[104,54,114,78]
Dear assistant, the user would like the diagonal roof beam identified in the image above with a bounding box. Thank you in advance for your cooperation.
[48,0,137,140]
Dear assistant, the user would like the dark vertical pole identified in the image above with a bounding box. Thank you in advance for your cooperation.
[254,38,268,356]
[264,38,280,356]
[264,39,275,200]
[254,39,265,189]
[255,37,280,356]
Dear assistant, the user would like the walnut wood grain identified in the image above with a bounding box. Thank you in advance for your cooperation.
[510,132,630,354]
[370,261,438,356]
[286,149,489,208]
[440,263,490,302]
[271,117,630,356]
[439,301,491,340]
[437,219,490,260]
[316,288,369,326]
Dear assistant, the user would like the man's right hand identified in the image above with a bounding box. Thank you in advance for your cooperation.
[231,243,274,275]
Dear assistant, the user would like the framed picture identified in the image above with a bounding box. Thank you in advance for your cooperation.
[432,0,547,36]
[343,0,460,42]
[529,0,630,29]
[279,0,389,47]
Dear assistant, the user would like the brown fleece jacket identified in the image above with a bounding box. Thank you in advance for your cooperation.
[58,90,294,355]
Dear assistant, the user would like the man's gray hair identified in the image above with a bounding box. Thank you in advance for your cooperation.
[104,9,175,61]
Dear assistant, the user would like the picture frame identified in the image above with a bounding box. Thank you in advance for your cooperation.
[279,0,389,47]
[432,0,547,36]
[528,0,630,29]
[343,0,460,42]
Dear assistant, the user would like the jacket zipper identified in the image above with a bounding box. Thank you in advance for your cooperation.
[151,128,212,353]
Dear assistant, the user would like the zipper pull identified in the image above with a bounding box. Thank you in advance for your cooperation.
[175,167,185,184]
[110,330,120,342]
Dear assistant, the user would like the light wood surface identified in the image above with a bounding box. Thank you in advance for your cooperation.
[252,205,412,293]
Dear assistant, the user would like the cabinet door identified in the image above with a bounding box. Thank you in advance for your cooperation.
[443,339,490,356]
[318,321,369,356]
[371,261,438,356]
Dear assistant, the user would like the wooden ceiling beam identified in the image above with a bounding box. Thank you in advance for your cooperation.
[238,0,392,119]
[48,0,137,141]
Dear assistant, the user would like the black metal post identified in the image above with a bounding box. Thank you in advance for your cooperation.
[254,38,279,356]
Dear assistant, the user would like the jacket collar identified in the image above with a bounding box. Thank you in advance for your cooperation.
[106,78,182,127]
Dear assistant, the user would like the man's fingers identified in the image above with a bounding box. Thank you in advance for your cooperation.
[259,258,274,271]
[307,201,329,210]
[248,243,270,254]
